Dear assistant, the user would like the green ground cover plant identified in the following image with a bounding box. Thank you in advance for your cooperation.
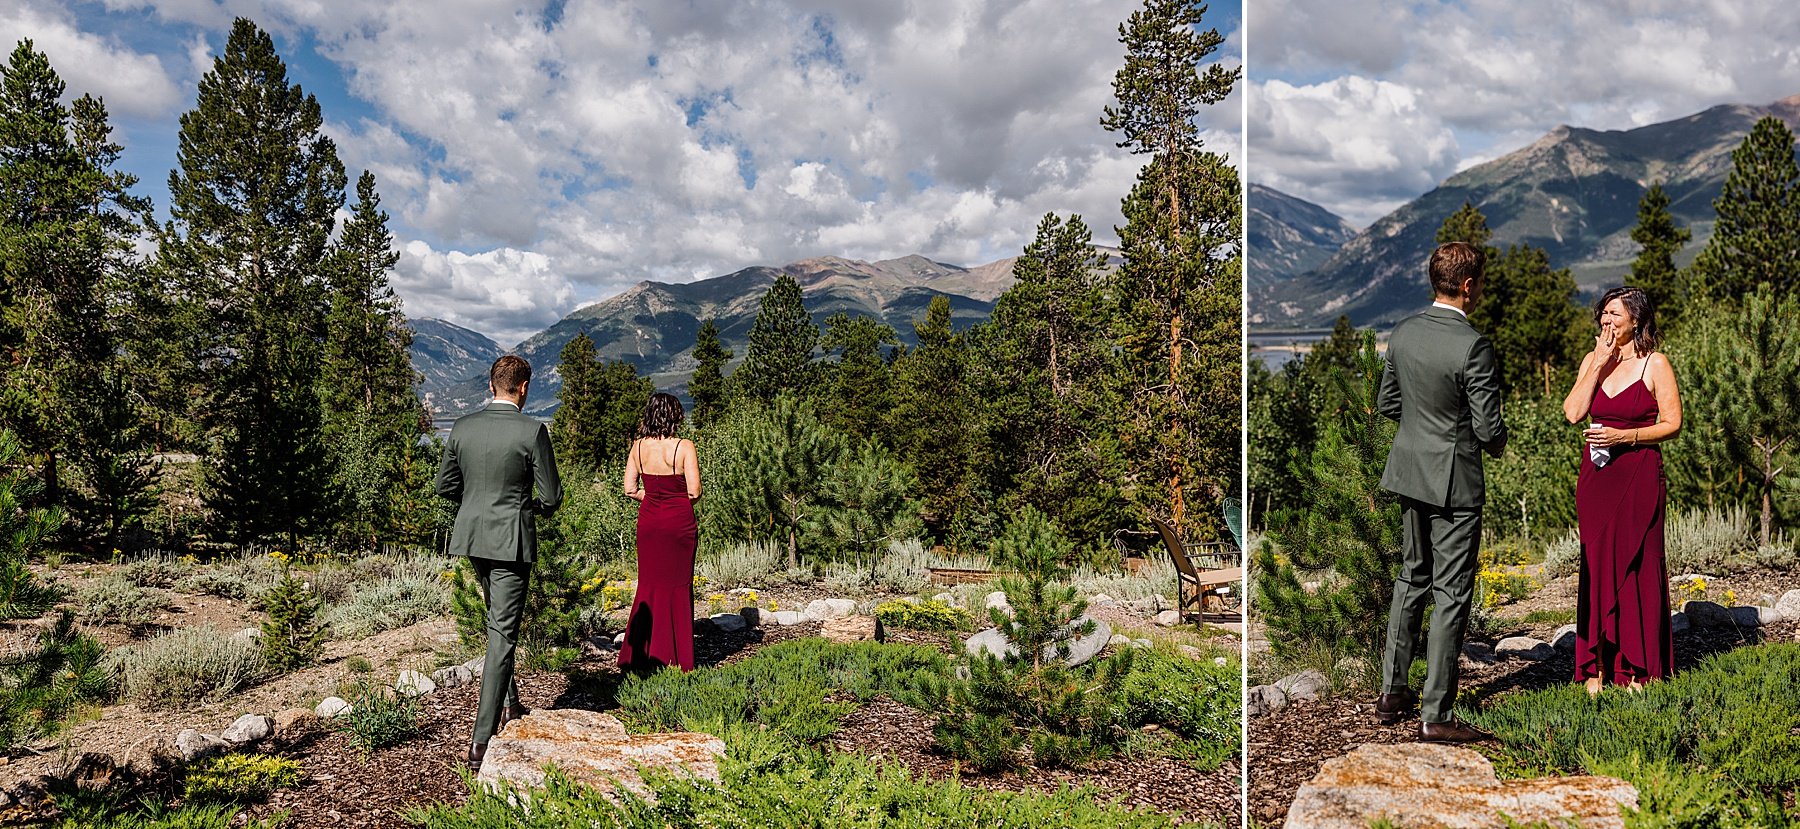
[874,599,970,632]
[413,725,1194,829]
[104,627,266,709]
[183,753,304,802]
[1463,643,1800,826]
[335,678,424,755]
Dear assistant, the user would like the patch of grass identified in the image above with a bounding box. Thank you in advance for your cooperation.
[1116,647,1240,771]
[1069,557,1180,605]
[1522,608,1577,626]
[183,753,303,802]
[1665,506,1756,574]
[1462,643,1800,822]
[413,724,1188,828]
[871,538,934,594]
[177,552,282,605]
[346,655,373,673]
[613,638,947,741]
[335,678,423,755]
[76,572,169,628]
[104,627,266,709]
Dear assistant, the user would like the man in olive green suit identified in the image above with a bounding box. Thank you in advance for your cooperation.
[1374,241,1507,743]
[435,355,562,769]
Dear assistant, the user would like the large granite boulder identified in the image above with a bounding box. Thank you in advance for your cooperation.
[821,615,881,643]
[476,709,726,802]
[1286,743,1637,829]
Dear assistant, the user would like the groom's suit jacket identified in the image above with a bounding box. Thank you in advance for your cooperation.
[434,401,563,562]
[1377,306,1507,508]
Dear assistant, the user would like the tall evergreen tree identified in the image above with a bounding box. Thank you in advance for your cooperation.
[0,42,154,539]
[732,275,816,404]
[1101,0,1241,534]
[1625,182,1692,325]
[319,170,424,549]
[552,335,653,471]
[1486,245,1583,397]
[1689,116,1800,300]
[889,297,977,544]
[819,313,898,444]
[156,19,347,545]
[687,318,731,430]
[1434,201,1494,250]
[975,213,1126,554]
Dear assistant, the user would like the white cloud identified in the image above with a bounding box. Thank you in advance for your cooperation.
[1248,77,1458,227]
[2,1,183,118]
[392,240,577,348]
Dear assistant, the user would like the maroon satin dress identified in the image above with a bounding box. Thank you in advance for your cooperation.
[1574,364,1672,684]
[618,445,696,673]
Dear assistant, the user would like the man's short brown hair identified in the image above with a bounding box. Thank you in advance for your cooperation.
[490,355,531,396]
[1429,241,1485,298]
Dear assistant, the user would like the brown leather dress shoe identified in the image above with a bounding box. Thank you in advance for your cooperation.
[1419,717,1493,744]
[1374,691,1417,724]
[466,742,487,772]
[499,704,530,730]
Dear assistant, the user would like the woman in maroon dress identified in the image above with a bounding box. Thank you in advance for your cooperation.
[618,392,701,673]
[1561,286,1683,694]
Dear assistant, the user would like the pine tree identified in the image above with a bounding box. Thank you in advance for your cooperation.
[1625,182,1692,326]
[974,213,1127,554]
[552,334,604,468]
[814,440,922,570]
[733,275,817,404]
[707,396,848,569]
[1689,116,1800,300]
[1435,201,1494,249]
[819,313,898,444]
[260,558,326,671]
[0,430,62,620]
[1253,333,1401,676]
[888,297,977,544]
[320,170,423,550]
[157,19,347,545]
[1101,0,1242,535]
[1486,245,1583,397]
[1670,288,1800,546]
[688,318,732,430]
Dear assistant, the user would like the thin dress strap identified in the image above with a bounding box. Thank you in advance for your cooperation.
[665,439,679,473]
[1638,353,1651,382]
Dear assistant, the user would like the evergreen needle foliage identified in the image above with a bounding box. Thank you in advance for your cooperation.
[0,430,63,619]
[452,526,603,668]
[0,611,112,753]
[259,561,326,672]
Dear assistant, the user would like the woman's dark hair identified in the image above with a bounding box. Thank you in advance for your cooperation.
[1593,286,1659,356]
[638,392,685,438]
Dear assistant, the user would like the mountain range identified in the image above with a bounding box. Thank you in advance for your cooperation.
[408,252,1049,417]
[1245,182,1358,292]
[1251,94,1800,329]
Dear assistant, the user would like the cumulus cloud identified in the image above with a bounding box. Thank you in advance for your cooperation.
[2,1,183,118]
[392,240,578,348]
[1252,0,1800,220]
[1248,77,1458,227]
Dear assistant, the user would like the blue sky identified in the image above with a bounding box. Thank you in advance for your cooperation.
[1246,0,1800,227]
[7,0,1239,346]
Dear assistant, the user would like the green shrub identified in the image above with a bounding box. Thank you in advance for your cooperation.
[182,753,303,802]
[875,599,970,632]
[104,627,265,709]
[1069,556,1178,604]
[1116,648,1240,771]
[697,540,787,589]
[413,724,1181,828]
[870,538,933,594]
[335,678,423,755]
[0,430,64,620]
[260,561,327,671]
[0,612,112,753]
[614,638,947,741]
[453,526,602,667]
[177,552,281,604]
[118,553,194,589]
[1665,506,1757,574]
[51,795,287,829]
[346,655,373,673]
[323,570,451,639]
[1463,643,1800,810]
[1541,529,1581,579]
[76,573,168,628]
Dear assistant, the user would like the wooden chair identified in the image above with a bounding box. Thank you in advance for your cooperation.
[1151,517,1243,623]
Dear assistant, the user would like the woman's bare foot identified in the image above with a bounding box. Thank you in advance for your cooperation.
[1626,679,1645,693]
[1584,677,1603,696]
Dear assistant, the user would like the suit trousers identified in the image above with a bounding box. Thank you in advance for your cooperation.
[1381,495,1483,723]
[472,556,529,744]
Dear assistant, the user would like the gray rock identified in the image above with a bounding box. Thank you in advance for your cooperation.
[1061,617,1112,667]
[1246,684,1287,717]
[964,628,1014,660]
[174,729,226,761]
[612,631,627,644]
[315,696,352,719]
[737,607,761,627]
[1758,605,1788,625]
[432,665,475,689]
[1132,638,1154,649]
[1682,600,1731,628]
[1153,609,1182,627]
[221,714,272,746]
[462,656,485,677]
[1108,634,1132,647]
[1275,670,1328,702]
[272,709,319,741]
[1669,611,1690,634]
[1552,624,1579,651]
[709,613,747,632]
[1496,636,1555,661]
[771,610,805,626]
[1776,590,1800,621]
[931,592,956,605]
[803,598,856,621]
[1730,606,1763,627]
[1090,593,1117,606]
[396,669,437,697]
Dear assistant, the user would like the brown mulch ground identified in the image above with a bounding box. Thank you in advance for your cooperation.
[1247,618,1796,827]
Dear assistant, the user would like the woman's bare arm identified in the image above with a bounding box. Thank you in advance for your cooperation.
[683,439,702,500]
[623,440,645,501]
